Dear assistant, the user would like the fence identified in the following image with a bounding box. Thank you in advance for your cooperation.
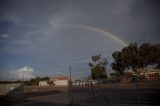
[68,78,160,106]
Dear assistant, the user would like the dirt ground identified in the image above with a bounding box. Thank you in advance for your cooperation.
[24,86,67,98]
[0,86,68,106]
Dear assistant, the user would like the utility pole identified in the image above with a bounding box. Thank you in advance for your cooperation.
[23,74,24,82]
[69,66,72,80]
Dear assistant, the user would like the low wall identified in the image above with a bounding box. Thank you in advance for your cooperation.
[0,83,24,99]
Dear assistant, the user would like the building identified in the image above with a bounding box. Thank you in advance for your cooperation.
[143,69,160,81]
[50,76,69,86]
[132,69,160,81]
[39,81,49,86]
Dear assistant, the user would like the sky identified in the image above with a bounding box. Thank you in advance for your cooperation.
[0,0,160,80]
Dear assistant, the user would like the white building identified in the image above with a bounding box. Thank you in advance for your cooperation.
[39,81,49,86]
[50,76,69,86]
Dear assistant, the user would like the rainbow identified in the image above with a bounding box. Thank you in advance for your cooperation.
[62,24,128,46]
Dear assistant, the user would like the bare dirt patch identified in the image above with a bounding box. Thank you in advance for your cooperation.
[24,86,67,98]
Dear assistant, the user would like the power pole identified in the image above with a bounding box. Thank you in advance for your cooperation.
[23,74,24,82]
[69,66,72,80]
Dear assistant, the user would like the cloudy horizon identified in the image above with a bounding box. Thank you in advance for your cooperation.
[0,0,160,80]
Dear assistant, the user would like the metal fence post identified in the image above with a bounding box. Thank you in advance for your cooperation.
[136,76,142,106]
[68,80,73,104]
[116,82,120,106]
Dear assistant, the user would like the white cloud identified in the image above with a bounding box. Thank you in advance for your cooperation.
[10,66,35,80]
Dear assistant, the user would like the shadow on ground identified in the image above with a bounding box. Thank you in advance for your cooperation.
[0,90,65,106]
[0,95,32,106]
[16,101,65,106]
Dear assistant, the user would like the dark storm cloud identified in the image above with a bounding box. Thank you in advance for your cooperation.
[0,0,160,80]
[126,0,160,43]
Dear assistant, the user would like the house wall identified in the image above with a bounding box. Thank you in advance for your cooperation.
[54,80,68,86]
[39,81,49,86]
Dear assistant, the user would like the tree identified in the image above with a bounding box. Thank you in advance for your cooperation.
[111,51,125,74]
[89,54,108,79]
[41,76,50,81]
[29,76,50,86]
[111,43,160,75]
[111,62,125,74]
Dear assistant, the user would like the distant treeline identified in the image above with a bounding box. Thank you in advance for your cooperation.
[0,80,23,84]
[0,76,50,86]
[25,76,50,86]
